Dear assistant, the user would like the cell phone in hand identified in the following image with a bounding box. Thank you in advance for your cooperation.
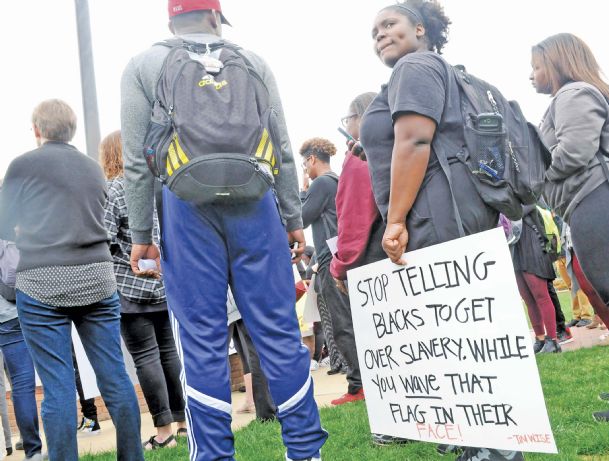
[338,127,364,157]
[290,242,299,260]
[337,127,356,143]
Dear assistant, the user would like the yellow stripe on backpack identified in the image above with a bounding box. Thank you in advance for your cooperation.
[256,129,269,157]
[166,136,190,177]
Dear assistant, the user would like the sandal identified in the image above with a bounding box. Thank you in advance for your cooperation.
[142,434,177,450]
[176,428,188,438]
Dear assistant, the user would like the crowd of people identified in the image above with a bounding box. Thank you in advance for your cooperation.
[0,0,608,460]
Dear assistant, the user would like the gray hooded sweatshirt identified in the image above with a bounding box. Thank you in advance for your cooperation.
[540,81,609,222]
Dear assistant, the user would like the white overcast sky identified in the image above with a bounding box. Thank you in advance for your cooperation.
[2,0,609,179]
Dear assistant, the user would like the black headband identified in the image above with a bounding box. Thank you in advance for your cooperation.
[394,4,423,24]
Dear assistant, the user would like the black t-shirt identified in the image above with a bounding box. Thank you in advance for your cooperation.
[360,51,466,221]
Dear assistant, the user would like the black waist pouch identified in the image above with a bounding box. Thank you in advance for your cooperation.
[166,153,273,205]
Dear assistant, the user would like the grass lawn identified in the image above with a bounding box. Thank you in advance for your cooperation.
[557,290,573,321]
[82,345,609,461]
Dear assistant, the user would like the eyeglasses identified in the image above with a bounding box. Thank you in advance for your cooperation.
[340,114,358,128]
[301,156,312,168]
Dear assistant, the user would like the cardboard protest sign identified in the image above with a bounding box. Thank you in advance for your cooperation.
[347,228,556,453]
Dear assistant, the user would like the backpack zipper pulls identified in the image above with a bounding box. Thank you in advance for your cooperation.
[201,43,223,75]
[487,91,499,114]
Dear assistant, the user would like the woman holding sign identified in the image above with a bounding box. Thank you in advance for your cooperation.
[530,32,609,422]
[358,1,521,461]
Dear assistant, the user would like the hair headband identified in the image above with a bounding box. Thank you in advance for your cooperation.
[394,4,423,24]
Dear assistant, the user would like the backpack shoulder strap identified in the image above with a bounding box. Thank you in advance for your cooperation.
[435,152,465,238]
[452,65,497,116]
[153,38,187,49]
[219,45,269,94]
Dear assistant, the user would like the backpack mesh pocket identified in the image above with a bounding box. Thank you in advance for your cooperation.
[464,126,507,181]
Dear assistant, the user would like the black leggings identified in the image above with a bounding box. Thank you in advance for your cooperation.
[72,347,97,420]
[120,310,185,427]
[570,181,609,307]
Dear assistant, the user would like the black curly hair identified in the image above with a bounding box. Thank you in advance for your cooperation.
[383,0,451,54]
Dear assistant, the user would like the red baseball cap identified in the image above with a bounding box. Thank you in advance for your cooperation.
[168,0,231,26]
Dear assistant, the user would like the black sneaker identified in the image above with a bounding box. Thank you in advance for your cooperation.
[15,438,23,450]
[6,446,12,456]
[593,410,609,422]
[539,338,562,354]
[437,444,462,455]
[457,448,525,460]
[599,392,609,402]
[77,417,101,436]
[371,433,412,445]
[533,337,546,354]
[576,319,592,327]
[566,319,580,328]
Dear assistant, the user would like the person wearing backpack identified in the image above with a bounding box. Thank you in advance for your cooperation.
[361,1,500,264]
[300,137,364,405]
[359,2,523,460]
[531,32,609,421]
[121,2,327,460]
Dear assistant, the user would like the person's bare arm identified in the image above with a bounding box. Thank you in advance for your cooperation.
[383,114,436,264]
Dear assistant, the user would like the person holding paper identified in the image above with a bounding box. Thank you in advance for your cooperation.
[300,138,364,405]
[360,2,521,460]
[360,1,499,266]
[100,131,187,450]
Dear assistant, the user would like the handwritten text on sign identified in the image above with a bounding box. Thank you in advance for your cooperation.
[347,228,556,453]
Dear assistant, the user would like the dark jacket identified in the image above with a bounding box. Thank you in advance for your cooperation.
[0,142,112,272]
[301,173,339,268]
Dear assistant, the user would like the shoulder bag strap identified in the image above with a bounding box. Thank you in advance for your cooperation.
[154,180,165,257]
[597,150,609,183]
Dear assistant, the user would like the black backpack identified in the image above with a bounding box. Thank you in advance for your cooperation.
[142,39,281,205]
[434,61,551,235]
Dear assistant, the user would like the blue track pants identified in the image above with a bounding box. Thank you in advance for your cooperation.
[161,189,328,461]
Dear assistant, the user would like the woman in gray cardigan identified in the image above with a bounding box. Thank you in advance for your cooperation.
[531,33,609,420]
